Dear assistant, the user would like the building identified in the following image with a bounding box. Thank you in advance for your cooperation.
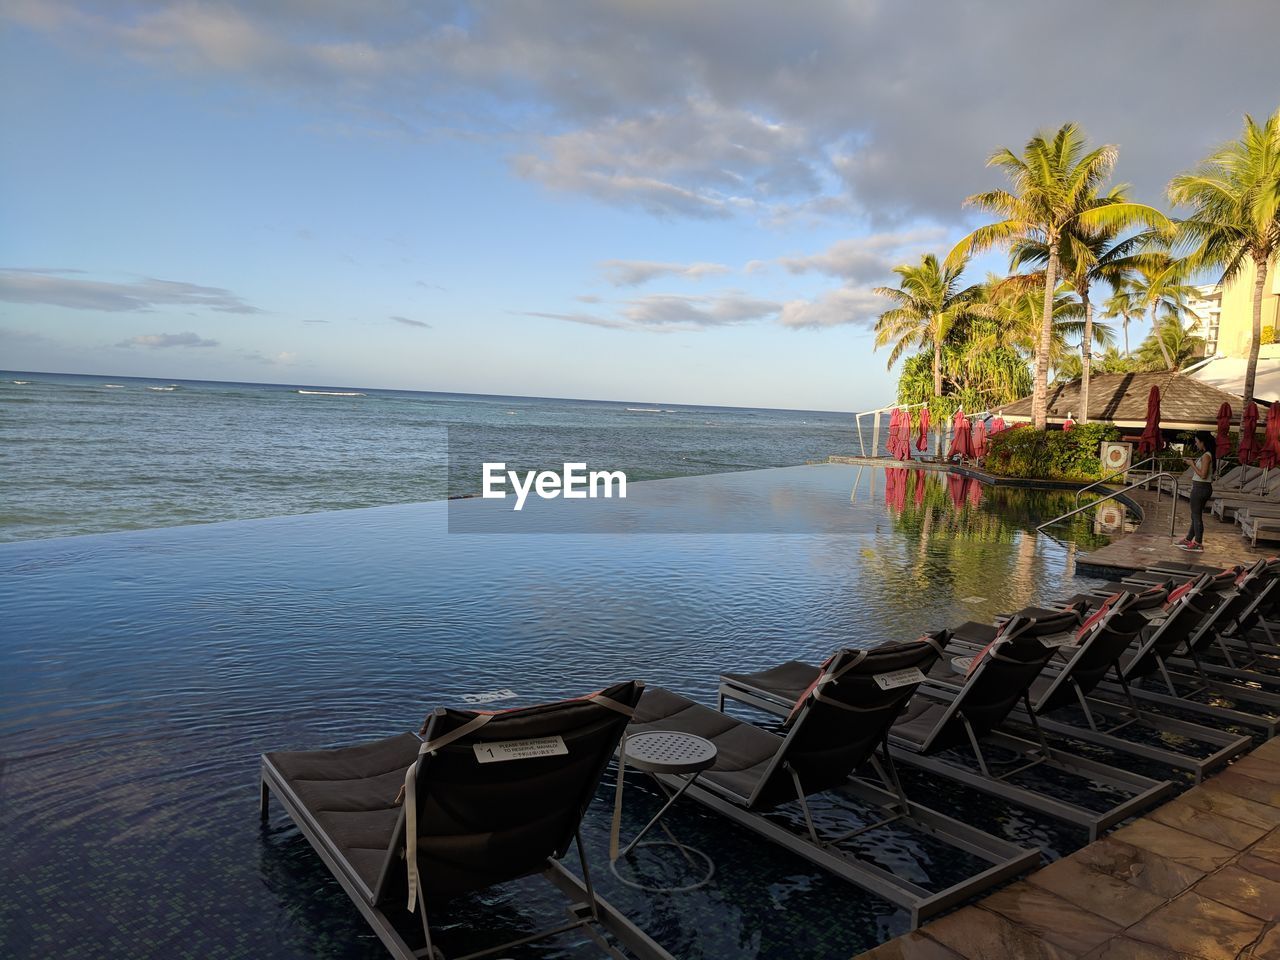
[1185,254,1280,400]
[1185,283,1222,356]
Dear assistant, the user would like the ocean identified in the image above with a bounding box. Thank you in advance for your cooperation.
[0,371,861,542]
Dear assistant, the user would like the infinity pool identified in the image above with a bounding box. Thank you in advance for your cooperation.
[0,464,1111,959]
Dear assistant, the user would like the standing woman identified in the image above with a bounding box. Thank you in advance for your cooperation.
[1179,431,1216,552]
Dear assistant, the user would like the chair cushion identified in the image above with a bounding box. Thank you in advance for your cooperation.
[891,699,949,748]
[265,732,420,894]
[721,660,821,705]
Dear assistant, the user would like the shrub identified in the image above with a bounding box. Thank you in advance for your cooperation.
[984,423,1120,482]
[1263,326,1276,346]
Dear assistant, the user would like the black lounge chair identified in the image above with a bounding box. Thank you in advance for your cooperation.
[948,592,1249,781]
[260,681,673,960]
[948,604,1085,648]
[632,637,1038,927]
[723,627,1172,840]
[1093,575,1279,738]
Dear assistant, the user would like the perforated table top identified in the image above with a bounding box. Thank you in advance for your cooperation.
[622,731,717,774]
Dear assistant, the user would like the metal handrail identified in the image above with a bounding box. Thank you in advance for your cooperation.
[1039,472,1180,535]
[1073,456,1162,507]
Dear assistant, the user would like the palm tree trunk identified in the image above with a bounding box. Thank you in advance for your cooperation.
[1245,256,1269,404]
[1123,313,1129,356]
[1031,242,1058,430]
[932,337,943,399]
[1154,312,1174,370]
[1080,285,1092,424]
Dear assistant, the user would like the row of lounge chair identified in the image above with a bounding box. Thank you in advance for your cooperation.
[1183,463,1280,544]
[259,557,1280,959]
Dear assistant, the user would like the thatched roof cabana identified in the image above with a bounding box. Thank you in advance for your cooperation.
[998,371,1246,430]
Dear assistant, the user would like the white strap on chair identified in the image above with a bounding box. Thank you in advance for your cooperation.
[403,713,493,911]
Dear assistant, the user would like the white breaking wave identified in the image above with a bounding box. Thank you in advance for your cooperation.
[147,386,177,392]
[625,407,663,413]
[12,380,31,384]
[103,384,124,388]
[297,389,366,397]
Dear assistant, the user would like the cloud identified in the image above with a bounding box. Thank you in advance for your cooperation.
[0,268,261,313]
[599,259,731,287]
[391,314,431,328]
[116,331,220,348]
[8,2,1278,223]
[526,291,780,332]
[241,348,299,365]
[779,288,885,330]
[778,229,947,283]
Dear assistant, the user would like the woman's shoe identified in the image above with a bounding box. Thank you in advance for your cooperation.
[1185,541,1204,552]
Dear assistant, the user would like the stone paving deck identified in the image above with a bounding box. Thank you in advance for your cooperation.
[852,737,1280,960]
[1078,487,1275,577]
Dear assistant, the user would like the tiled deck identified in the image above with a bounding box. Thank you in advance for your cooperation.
[853,737,1280,960]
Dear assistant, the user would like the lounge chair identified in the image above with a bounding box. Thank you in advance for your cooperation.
[630,637,1038,927]
[947,592,1249,781]
[1210,469,1280,520]
[260,681,673,960]
[721,627,1173,840]
[1093,574,1280,738]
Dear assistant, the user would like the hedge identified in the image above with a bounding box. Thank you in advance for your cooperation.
[984,423,1120,482]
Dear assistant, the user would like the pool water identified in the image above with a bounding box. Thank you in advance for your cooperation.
[1,464,1113,959]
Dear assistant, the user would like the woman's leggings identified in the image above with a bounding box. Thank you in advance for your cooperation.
[1187,482,1212,543]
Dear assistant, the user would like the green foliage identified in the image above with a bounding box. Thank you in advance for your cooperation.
[984,423,1120,482]
[1263,326,1276,346]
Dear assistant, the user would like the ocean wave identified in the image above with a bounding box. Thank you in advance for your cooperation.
[103,384,124,388]
[11,380,32,384]
[297,390,366,397]
[625,407,663,413]
[147,386,177,392]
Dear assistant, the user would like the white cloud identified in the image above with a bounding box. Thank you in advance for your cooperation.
[599,259,731,287]
[117,331,220,348]
[0,268,261,313]
[6,1,1277,224]
[778,229,947,282]
[779,288,884,330]
[391,314,431,328]
[526,291,780,332]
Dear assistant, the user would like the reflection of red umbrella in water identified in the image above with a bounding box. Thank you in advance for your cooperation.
[946,410,973,460]
[967,477,982,507]
[1215,402,1233,459]
[1137,386,1163,456]
[1261,409,1280,469]
[971,418,988,459]
[1239,402,1259,465]
[946,473,966,509]
[913,469,926,509]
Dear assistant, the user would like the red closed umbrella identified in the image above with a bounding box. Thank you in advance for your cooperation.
[1261,410,1280,469]
[1137,386,1162,457]
[1239,402,1260,465]
[885,409,899,458]
[946,409,973,461]
[1216,402,1233,459]
[989,416,1006,434]
[972,418,988,459]
[917,407,930,452]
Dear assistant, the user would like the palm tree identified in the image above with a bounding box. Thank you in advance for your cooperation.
[873,253,979,399]
[1169,108,1280,404]
[1012,220,1141,422]
[948,123,1169,428]
[1134,316,1206,371]
[1101,279,1143,355]
[1128,252,1201,369]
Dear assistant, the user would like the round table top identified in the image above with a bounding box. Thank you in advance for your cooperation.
[623,731,717,774]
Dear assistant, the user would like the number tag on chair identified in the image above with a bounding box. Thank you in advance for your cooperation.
[1040,632,1076,648]
[873,667,926,690]
[473,736,568,763]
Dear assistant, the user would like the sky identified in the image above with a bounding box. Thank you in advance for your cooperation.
[1,1,1277,411]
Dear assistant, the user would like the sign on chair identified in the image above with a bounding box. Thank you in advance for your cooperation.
[473,736,569,763]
